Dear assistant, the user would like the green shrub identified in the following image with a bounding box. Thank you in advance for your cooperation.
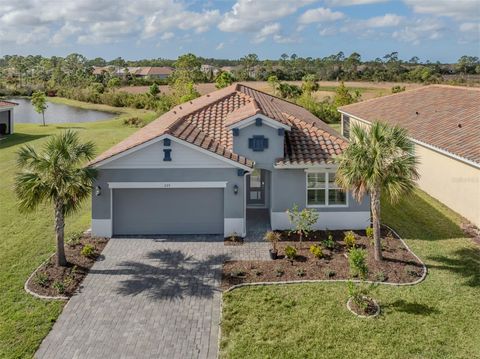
[275,267,284,277]
[325,269,336,278]
[323,233,335,249]
[344,231,356,248]
[230,270,246,278]
[309,244,323,259]
[53,281,65,294]
[348,247,368,279]
[264,231,281,252]
[80,244,95,258]
[284,245,297,261]
[34,272,49,287]
[366,227,374,240]
[296,268,306,277]
[123,117,145,128]
[347,281,376,310]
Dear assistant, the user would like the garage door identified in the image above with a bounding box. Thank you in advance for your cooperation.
[112,188,224,235]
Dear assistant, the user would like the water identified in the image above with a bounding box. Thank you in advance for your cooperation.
[6,98,116,124]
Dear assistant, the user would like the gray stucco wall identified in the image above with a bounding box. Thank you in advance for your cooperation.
[232,122,284,170]
[92,168,245,220]
[271,168,370,212]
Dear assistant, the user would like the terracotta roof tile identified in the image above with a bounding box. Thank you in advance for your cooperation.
[339,85,480,164]
[90,83,346,167]
[0,100,18,107]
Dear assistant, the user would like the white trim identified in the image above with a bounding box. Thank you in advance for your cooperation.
[108,181,228,189]
[224,218,246,237]
[271,211,370,230]
[338,110,480,170]
[305,171,349,208]
[228,114,291,131]
[92,134,253,171]
[91,219,112,237]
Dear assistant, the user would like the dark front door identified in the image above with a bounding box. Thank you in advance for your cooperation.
[247,169,265,206]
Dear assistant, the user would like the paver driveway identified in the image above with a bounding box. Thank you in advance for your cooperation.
[36,235,269,359]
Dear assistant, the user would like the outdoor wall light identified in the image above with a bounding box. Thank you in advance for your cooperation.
[233,184,239,195]
[95,186,102,196]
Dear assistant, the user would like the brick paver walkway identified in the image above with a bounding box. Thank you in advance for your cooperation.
[35,235,269,359]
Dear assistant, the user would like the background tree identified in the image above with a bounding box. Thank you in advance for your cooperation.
[215,71,235,89]
[31,91,48,126]
[335,122,419,261]
[149,83,160,96]
[14,131,97,266]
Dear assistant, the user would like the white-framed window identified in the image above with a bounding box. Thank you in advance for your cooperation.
[306,172,348,207]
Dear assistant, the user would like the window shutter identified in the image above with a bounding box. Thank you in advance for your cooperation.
[263,137,269,149]
[248,138,254,149]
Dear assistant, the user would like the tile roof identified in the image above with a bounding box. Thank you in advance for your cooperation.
[339,85,480,165]
[90,83,347,168]
[0,100,18,108]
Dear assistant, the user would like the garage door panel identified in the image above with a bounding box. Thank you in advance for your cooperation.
[113,188,223,235]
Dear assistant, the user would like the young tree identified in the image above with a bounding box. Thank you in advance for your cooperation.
[215,71,235,89]
[287,204,319,244]
[14,130,97,266]
[335,122,419,261]
[31,91,48,126]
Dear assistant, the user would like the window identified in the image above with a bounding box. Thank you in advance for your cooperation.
[307,172,347,207]
[248,135,269,152]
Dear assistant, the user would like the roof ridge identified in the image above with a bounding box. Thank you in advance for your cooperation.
[286,113,347,144]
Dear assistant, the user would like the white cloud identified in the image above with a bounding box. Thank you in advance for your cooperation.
[51,23,82,45]
[318,27,338,36]
[218,0,314,32]
[363,14,404,28]
[403,0,479,20]
[325,0,387,6]
[253,23,281,43]
[298,7,345,24]
[393,18,445,45]
[160,32,175,40]
[459,22,480,33]
[216,42,225,50]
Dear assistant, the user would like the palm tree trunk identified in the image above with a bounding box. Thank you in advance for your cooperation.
[54,200,67,266]
[371,188,383,261]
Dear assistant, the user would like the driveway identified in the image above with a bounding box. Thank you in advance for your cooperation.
[35,235,269,359]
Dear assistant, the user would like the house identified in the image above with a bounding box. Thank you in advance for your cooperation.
[89,84,370,238]
[200,64,220,77]
[339,85,480,227]
[0,100,18,135]
[92,66,173,79]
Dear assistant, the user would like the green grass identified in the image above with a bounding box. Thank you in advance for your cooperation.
[0,100,156,358]
[220,190,480,359]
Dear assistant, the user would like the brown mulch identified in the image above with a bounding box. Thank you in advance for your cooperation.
[349,298,379,316]
[224,236,244,246]
[222,229,424,290]
[26,234,109,297]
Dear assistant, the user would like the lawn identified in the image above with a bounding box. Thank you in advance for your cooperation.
[220,190,480,359]
[0,100,156,358]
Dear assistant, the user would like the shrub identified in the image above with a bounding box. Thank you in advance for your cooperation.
[275,267,284,277]
[253,269,263,276]
[323,233,335,249]
[67,231,83,245]
[348,248,368,279]
[81,244,95,258]
[347,281,376,311]
[309,244,323,259]
[325,269,336,278]
[287,204,319,242]
[284,245,297,261]
[344,231,356,248]
[123,117,145,128]
[230,270,246,278]
[53,280,66,294]
[34,272,49,287]
[375,271,386,282]
[296,269,306,277]
[366,227,374,240]
[264,231,281,252]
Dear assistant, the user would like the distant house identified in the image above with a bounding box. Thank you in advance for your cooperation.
[92,66,173,79]
[339,85,480,227]
[201,64,220,77]
[0,100,18,135]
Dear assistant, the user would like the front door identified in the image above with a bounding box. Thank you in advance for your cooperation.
[247,169,265,206]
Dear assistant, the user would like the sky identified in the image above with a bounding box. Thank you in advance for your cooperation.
[0,0,479,63]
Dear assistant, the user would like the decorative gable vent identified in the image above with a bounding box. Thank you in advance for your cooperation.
[255,118,262,126]
[163,138,171,146]
[248,135,269,152]
[163,149,172,161]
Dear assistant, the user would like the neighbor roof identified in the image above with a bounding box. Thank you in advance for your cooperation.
[90,84,347,168]
[0,100,18,108]
[339,85,480,165]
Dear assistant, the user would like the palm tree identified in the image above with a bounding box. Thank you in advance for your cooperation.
[335,122,419,261]
[14,130,97,266]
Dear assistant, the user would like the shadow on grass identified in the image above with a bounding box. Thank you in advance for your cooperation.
[90,249,230,300]
[382,189,465,241]
[384,299,440,315]
[0,132,48,149]
[427,247,480,287]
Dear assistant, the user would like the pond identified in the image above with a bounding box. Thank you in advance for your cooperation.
[6,97,116,124]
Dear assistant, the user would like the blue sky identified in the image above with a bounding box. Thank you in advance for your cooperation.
[0,0,479,62]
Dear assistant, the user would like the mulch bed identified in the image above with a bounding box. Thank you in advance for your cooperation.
[26,234,109,297]
[348,297,379,316]
[222,229,424,290]
[224,236,244,246]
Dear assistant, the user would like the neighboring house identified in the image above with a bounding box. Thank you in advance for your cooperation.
[0,100,18,135]
[89,84,370,238]
[92,66,173,79]
[201,64,220,77]
[339,85,480,227]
